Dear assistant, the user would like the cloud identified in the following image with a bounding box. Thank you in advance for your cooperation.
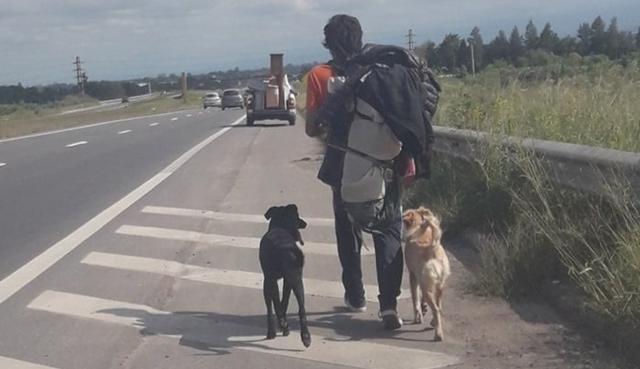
[1,0,639,85]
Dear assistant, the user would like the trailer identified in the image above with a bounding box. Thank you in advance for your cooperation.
[245,54,297,126]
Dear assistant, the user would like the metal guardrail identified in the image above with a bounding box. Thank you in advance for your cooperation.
[432,126,640,196]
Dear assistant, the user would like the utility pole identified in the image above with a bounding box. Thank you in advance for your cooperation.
[465,39,476,77]
[406,29,416,51]
[73,56,86,95]
[181,72,187,103]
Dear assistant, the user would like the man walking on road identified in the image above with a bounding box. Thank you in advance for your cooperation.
[305,15,407,330]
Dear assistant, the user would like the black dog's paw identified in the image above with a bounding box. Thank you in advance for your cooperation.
[266,330,277,340]
[279,319,289,336]
[301,330,311,348]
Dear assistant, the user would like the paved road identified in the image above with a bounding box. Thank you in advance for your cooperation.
[0,108,245,280]
[0,109,617,369]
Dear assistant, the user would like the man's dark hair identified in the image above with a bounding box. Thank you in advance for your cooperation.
[323,14,363,62]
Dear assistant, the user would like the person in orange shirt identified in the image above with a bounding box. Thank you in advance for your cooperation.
[305,64,332,137]
[305,14,404,331]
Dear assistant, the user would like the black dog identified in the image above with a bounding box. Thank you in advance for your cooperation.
[259,204,311,347]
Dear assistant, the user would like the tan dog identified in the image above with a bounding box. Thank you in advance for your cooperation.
[402,207,451,341]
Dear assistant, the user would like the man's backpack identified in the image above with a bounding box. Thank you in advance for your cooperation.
[318,44,441,232]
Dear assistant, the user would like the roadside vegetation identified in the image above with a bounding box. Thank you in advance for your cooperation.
[406,55,640,364]
[0,91,202,139]
[436,57,640,152]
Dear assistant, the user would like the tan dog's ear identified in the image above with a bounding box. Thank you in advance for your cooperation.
[402,209,416,226]
[417,207,435,219]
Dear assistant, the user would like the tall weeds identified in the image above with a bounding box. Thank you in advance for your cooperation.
[437,60,640,153]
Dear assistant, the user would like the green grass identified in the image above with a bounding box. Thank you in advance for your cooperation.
[436,60,640,153]
[0,94,99,120]
[0,91,202,139]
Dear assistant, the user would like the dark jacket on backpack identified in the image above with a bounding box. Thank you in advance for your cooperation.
[316,44,439,188]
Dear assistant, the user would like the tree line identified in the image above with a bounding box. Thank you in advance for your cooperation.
[419,16,640,73]
[0,63,312,106]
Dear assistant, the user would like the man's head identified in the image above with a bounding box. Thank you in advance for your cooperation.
[323,14,363,63]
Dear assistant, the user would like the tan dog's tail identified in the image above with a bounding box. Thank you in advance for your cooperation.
[417,207,442,246]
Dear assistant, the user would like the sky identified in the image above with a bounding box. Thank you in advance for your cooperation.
[1,0,639,86]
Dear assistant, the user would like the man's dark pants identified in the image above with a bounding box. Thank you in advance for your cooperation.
[332,190,403,311]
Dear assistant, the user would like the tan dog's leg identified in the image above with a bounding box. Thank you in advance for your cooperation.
[422,282,443,341]
[409,273,422,324]
[435,287,444,311]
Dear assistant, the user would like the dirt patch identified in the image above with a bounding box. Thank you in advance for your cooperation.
[440,238,628,369]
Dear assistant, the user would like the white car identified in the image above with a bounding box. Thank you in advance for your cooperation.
[202,92,222,109]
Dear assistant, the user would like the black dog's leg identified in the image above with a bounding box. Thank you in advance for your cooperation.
[280,279,291,336]
[288,270,311,347]
[263,278,279,339]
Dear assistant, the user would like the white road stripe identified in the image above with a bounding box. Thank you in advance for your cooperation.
[149,122,159,127]
[0,163,6,167]
[186,114,193,117]
[115,225,374,256]
[0,356,59,369]
[81,252,402,302]
[65,141,87,148]
[198,112,203,115]
[0,110,197,144]
[142,206,333,226]
[0,116,246,305]
[170,117,178,121]
[117,130,132,135]
[28,291,458,369]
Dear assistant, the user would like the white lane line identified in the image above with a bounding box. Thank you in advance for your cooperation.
[65,141,88,148]
[0,115,246,305]
[170,117,179,121]
[186,114,193,118]
[81,252,402,302]
[142,206,333,226]
[0,163,6,167]
[198,112,203,115]
[115,225,374,256]
[0,356,60,369]
[0,110,198,144]
[28,291,458,369]
[117,130,132,135]
[149,122,159,127]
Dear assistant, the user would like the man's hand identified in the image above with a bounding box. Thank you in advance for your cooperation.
[305,110,324,137]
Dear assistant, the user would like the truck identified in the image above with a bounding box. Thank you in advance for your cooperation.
[245,54,297,126]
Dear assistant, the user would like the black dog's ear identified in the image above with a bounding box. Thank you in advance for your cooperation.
[297,218,308,229]
[285,204,306,229]
[264,206,278,220]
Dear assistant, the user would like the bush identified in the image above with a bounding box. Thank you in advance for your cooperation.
[405,143,640,356]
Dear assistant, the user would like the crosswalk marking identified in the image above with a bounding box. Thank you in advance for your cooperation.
[28,290,459,369]
[142,205,334,226]
[81,252,406,302]
[116,225,375,256]
[0,356,59,369]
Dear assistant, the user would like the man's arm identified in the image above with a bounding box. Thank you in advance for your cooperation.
[305,110,323,137]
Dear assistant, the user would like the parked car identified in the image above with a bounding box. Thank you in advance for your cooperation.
[221,89,244,110]
[202,92,221,109]
[245,75,296,126]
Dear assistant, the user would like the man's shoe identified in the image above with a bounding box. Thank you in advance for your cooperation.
[344,294,367,312]
[380,310,403,330]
